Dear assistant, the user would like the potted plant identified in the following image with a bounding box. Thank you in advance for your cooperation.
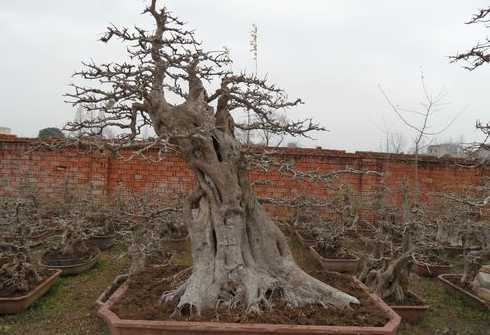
[87,210,117,250]
[309,223,360,274]
[292,198,322,248]
[154,208,188,242]
[413,248,452,277]
[363,188,431,324]
[98,222,400,335]
[0,201,61,314]
[439,248,490,309]
[41,212,99,275]
[365,251,430,324]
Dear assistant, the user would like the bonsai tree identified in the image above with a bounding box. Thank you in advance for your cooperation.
[0,201,41,296]
[44,211,97,262]
[64,0,359,315]
[363,182,431,303]
[312,222,352,259]
[365,251,413,303]
[115,187,187,240]
[363,191,417,303]
[127,223,172,278]
[84,210,115,236]
[38,127,65,139]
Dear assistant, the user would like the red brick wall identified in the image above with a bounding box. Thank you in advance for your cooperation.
[1,135,488,222]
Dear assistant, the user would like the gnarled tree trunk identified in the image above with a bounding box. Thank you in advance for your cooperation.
[155,97,359,315]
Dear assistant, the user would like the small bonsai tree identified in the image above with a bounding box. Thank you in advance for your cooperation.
[363,183,425,304]
[85,209,116,238]
[44,211,97,262]
[365,251,413,303]
[312,223,351,258]
[0,201,41,296]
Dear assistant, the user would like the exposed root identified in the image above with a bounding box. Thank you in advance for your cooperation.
[160,263,359,318]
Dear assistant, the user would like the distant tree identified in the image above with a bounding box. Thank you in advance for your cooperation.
[38,127,65,139]
[379,73,459,201]
[379,131,406,154]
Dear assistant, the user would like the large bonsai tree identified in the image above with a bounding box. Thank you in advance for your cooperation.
[65,0,359,315]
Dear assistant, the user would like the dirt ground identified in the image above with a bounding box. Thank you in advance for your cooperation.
[1,232,489,335]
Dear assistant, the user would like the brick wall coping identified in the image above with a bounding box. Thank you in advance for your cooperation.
[1,134,487,167]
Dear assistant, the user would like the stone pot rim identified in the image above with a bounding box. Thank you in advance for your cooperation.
[98,276,401,334]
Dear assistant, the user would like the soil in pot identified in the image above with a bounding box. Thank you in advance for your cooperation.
[110,265,389,327]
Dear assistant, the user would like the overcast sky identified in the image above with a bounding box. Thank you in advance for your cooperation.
[1,0,489,152]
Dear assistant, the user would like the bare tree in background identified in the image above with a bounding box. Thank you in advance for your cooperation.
[379,73,458,201]
[64,0,358,316]
[380,131,406,154]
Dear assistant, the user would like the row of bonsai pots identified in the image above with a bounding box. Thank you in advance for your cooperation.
[0,206,118,315]
[2,223,488,335]
[295,225,490,323]
[0,231,115,314]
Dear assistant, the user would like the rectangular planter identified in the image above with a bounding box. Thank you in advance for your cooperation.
[438,274,490,310]
[309,246,360,274]
[98,279,401,335]
[0,269,62,314]
[388,291,429,324]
